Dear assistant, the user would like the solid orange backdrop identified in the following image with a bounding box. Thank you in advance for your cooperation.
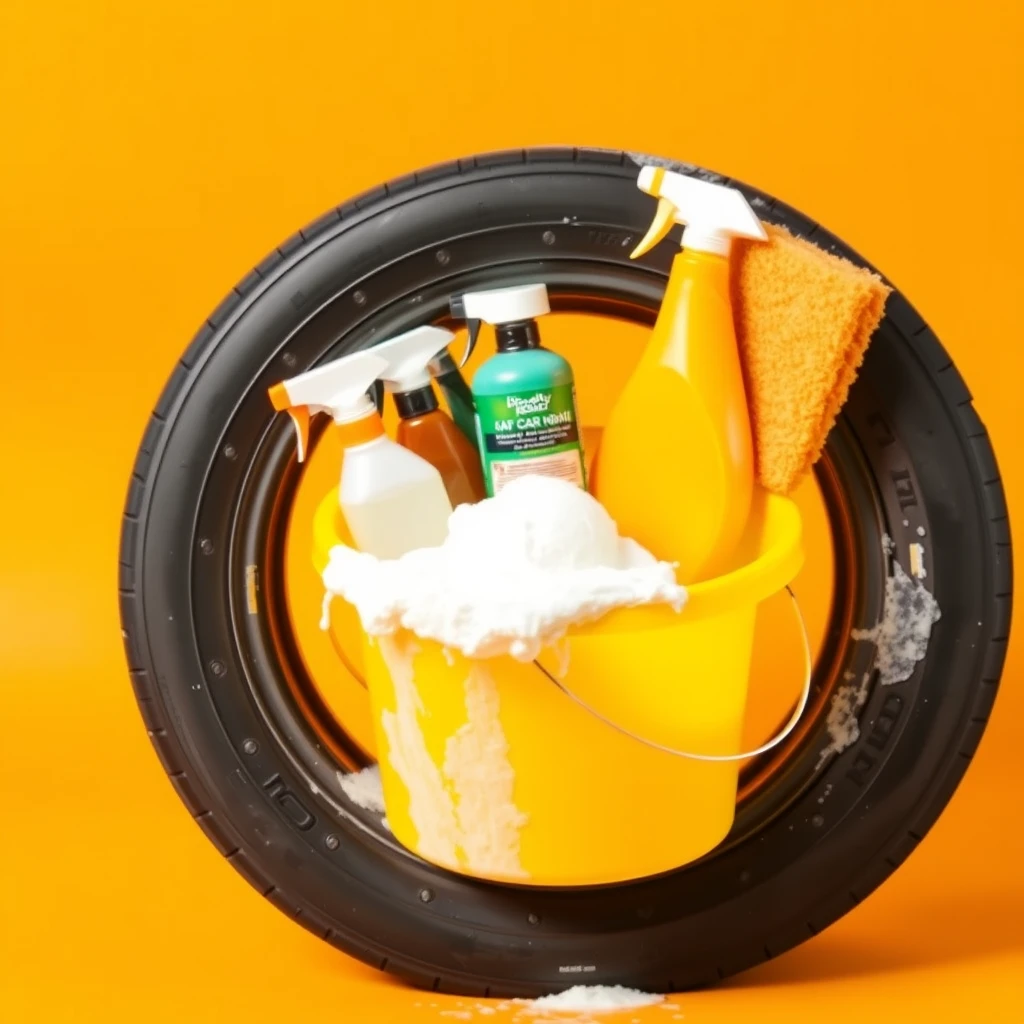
[0,1,1021,1022]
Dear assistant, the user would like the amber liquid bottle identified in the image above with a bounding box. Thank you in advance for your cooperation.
[393,385,486,507]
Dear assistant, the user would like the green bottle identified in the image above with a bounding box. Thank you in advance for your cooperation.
[451,283,586,497]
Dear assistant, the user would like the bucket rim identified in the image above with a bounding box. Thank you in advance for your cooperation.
[570,490,804,633]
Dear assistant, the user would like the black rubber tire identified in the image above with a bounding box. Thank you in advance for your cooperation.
[119,147,1012,998]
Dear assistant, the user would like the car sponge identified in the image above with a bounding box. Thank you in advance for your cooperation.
[733,223,892,495]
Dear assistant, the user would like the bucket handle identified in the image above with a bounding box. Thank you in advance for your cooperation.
[537,586,813,762]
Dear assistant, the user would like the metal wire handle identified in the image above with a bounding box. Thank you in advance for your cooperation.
[535,586,813,762]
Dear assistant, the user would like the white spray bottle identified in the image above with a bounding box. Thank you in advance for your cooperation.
[268,350,453,559]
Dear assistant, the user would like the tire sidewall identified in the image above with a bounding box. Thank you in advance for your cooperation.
[127,152,1009,993]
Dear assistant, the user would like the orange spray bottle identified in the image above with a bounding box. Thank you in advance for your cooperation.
[591,167,768,583]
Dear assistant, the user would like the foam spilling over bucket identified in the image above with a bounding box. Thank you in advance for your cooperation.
[321,476,688,661]
[315,477,804,886]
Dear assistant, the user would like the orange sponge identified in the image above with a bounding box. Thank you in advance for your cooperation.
[732,224,892,495]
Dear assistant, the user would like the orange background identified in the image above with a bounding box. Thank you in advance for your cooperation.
[1,1,1022,1022]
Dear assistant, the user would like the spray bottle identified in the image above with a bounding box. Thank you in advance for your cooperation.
[373,325,486,507]
[451,283,586,496]
[268,350,453,559]
[591,167,768,583]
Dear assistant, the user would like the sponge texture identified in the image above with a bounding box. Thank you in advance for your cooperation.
[733,224,892,495]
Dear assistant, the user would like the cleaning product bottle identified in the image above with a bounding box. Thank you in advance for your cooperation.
[373,325,486,507]
[591,166,768,583]
[268,350,453,559]
[427,346,477,444]
[451,283,586,496]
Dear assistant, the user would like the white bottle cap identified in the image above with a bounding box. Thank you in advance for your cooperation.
[461,283,550,324]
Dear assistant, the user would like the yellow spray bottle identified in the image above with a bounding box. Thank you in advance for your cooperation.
[591,167,768,583]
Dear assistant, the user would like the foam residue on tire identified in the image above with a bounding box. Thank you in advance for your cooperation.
[818,546,941,767]
[852,549,941,685]
[337,764,387,813]
[817,671,872,768]
[625,151,699,176]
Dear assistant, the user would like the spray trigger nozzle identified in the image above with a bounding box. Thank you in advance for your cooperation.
[448,294,480,368]
[286,406,311,462]
[461,319,481,368]
[630,196,677,259]
[268,381,313,462]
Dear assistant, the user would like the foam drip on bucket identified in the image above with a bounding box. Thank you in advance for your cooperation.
[378,634,529,878]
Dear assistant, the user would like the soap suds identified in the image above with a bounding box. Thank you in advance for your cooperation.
[524,986,664,1014]
[443,665,530,878]
[337,764,386,814]
[378,636,528,877]
[379,635,462,866]
[816,672,871,769]
[552,638,572,679]
[626,151,699,176]
[818,551,941,766]
[320,590,332,631]
[322,476,686,662]
[852,559,941,685]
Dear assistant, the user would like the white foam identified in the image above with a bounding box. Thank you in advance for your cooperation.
[817,672,872,768]
[322,476,686,662]
[852,558,941,685]
[337,764,385,813]
[817,549,942,766]
[626,151,699,176]
[525,985,664,1013]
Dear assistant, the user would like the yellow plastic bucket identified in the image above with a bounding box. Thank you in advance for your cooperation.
[313,489,805,886]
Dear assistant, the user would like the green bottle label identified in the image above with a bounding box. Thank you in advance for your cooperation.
[475,383,586,495]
